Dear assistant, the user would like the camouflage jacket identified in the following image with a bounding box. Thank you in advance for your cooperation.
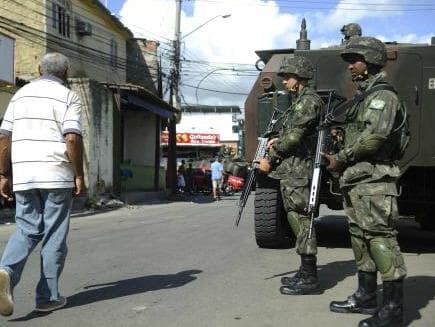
[336,72,402,189]
[269,87,323,180]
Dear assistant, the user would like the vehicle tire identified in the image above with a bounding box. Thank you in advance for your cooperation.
[254,175,295,248]
[416,214,435,231]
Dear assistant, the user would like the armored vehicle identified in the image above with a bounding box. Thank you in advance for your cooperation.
[245,20,435,248]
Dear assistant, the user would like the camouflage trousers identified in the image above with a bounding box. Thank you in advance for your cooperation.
[280,177,317,256]
[343,181,407,281]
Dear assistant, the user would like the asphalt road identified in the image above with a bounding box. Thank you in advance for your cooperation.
[0,194,434,327]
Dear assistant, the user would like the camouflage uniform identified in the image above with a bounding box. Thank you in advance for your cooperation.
[330,36,407,327]
[269,86,322,256]
[267,56,324,296]
[337,71,406,281]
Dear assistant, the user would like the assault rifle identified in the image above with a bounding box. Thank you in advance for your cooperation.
[307,90,346,238]
[306,84,399,237]
[234,91,286,227]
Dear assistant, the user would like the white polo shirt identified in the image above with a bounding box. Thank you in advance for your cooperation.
[0,75,82,192]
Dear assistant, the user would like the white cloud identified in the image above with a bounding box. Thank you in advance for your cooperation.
[119,0,303,108]
[376,33,433,44]
[118,0,430,108]
[314,0,402,34]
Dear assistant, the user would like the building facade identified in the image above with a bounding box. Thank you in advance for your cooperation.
[0,0,175,198]
[164,105,242,161]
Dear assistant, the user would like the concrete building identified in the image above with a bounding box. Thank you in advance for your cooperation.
[0,0,176,199]
[163,105,242,161]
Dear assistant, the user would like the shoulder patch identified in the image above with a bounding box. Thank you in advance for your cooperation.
[294,103,304,111]
[368,99,385,110]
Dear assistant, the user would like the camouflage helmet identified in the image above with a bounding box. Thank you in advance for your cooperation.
[277,55,314,80]
[341,36,387,67]
[341,23,362,39]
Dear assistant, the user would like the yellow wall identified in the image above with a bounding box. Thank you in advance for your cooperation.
[0,0,47,80]
[0,89,14,118]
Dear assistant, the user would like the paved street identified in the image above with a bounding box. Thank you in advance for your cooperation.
[0,194,434,327]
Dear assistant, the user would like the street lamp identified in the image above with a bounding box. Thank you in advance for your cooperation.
[195,68,235,104]
[182,14,231,40]
[167,7,230,195]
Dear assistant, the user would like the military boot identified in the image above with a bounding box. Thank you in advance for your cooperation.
[330,271,378,314]
[279,255,320,295]
[280,255,306,286]
[358,279,404,327]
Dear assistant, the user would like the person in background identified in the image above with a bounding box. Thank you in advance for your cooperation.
[177,159,186,193]
[0,52,85,316]
[185,161,194,194]
[341,23,362,45]
[211,156,224,200]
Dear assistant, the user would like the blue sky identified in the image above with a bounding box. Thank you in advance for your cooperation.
[102,0,435,107]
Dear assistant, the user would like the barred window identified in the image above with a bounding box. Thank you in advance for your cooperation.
[52,1,71,38]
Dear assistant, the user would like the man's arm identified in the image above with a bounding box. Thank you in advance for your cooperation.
[65,132,85,196]
[0,133,13,201]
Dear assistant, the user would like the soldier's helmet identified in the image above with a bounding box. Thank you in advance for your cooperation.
[341,23,362,39]
[341,36,387,67]
[277,55,314,80]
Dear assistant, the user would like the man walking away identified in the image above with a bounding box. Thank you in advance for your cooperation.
[0,52,85,316]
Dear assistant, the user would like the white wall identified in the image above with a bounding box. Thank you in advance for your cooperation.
[177,112,238,142]
[70,78,114,197]
[124,110,156,166]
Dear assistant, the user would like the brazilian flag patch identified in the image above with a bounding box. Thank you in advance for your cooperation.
[294,103,304,111]
[368,99,385,110]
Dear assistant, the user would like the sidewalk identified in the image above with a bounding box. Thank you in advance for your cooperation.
[0,191,171,224]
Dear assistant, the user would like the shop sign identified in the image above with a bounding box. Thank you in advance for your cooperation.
[161,131,220,145]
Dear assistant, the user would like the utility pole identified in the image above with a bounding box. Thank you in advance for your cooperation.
[167,0,182,195]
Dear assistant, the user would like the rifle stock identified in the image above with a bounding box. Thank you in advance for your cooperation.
[306,90,346,238]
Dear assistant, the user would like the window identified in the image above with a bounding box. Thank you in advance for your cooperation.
[110,38,118,70]
[52,1,71,38]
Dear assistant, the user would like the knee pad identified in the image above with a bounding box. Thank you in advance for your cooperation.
[370,237,406,280]
[351,236,376,272]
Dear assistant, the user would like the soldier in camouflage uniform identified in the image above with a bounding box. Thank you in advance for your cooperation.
[259,55,324,295]
[341,23,362,44]
[322,36,407,327]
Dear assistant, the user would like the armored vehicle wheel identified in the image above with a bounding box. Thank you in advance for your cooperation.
[416,213,435,231]
[254,175,295,248]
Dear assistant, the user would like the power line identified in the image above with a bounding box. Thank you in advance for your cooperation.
[193,0,435,11]
[0,15,167,78]
[5,0,175,57]
[181,82,250,95]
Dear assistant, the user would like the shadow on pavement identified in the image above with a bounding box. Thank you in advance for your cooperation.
[68,269,202,308]
[404,275,435,326]
[9,269,202,322]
